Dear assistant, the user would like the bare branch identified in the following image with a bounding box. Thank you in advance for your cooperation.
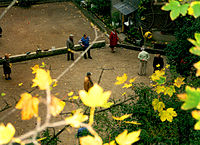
[0,0,18,21]
[55,28,99,81]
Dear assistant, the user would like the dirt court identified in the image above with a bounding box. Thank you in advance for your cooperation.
[0,2,95,56]
[0,2,166,145]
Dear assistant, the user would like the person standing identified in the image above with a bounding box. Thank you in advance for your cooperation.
[80,34,92,59]
[66,34,74,61]
[84,72,93,92]
[109,29,119,53]
[3,54,11,80]
[153,54,164,72]
[138,46,150,76]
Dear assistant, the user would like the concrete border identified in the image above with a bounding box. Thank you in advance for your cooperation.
[0,40,105,65]
[117,44,165,55]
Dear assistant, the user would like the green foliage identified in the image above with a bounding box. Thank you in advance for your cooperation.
[40,129,60,145]
[189,33,200,56]
[111,11,120,24]
[94,83,200,144]
[161,1,189,20]
[164,17,200,76]
[181,86,200,110]
[188,1,200,18]
[90,0,111,16]
[17,0,33,8]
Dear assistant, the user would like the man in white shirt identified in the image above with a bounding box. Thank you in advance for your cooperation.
[138,46,150,76]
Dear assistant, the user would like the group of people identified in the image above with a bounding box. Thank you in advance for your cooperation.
[66,34,92,61]
[66,29,119,61]
[138,46,164,76]
[2,30,163,81]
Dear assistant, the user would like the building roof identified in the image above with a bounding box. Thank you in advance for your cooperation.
[114,0,140,15]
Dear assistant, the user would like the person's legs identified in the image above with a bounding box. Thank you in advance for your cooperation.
[4,74,8,80]
[139,61,143,75]
[71,52,74,61]
[88,49,92,59]
[8,73,11,80]
[67,51,70,61]
[83,47,87,59]
[143,61,147,75]
[110,46,115,53]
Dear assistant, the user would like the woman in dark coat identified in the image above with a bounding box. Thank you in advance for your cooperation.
[153,54,164,72]
[3,54,11,80]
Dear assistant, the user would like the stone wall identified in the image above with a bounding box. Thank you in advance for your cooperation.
[0,40,105,64]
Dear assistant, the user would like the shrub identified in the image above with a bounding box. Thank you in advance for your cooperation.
[94,83,200,144]
[164,17,200,76]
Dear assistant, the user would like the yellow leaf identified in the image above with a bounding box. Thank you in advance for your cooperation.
[112,114,132,121]
[122,92,126,96]
[154,102,165,112]
[102,102,114,108]
[40,62,46,68]
[79,84,111,107]
[124,121,141,125]
[55,93,59,96]
[104,140,116,145]
[0,123,15,144]
[65,109,88,128]
[159,108,177,122]
[90,22,94,28]
[159,110,168,122]
[115,129,141,145]
[156,64,160,67]
[194,120,200,130]
[31,65,39,74]
[122,83,132,89]
[18,83,23,87]
[115,74,127,85]
[151,70,165,81]
[192,110,200,120]
[177,93,187,101]
[194,61,200,76]
[155,86,165,94]
[129,77,137,83]
[32,69,53,90]
[165,64,170,68]
[164,86,176,97]
[52,80,58,87]
[16,93,39,120]
[50,96,65,116]
[68,91,74,96]
[152,99,159,107]
[72,96,79,99]
[174,77,185,88]
[80,135,103,145]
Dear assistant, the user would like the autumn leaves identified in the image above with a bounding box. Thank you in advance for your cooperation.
[0,64,142,145]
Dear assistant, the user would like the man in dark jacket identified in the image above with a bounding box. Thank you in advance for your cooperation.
[153,54,164,72]
[3,54,11,80]
[66,34,74,61]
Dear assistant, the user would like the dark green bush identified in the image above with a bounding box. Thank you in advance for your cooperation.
[164,17,200,77]
[94,83,200,144]
[90,0,111,16]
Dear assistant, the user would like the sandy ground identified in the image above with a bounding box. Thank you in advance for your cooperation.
[0,2,166,144]
[0,2,95,56]
[0,47,163,144]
